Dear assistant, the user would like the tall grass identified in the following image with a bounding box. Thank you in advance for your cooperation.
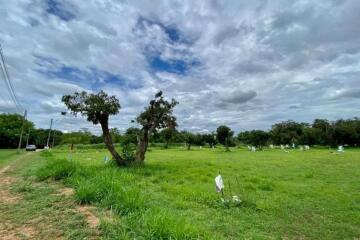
[142,209,203,239]
[36,158,79,181]
[36,157,205,238]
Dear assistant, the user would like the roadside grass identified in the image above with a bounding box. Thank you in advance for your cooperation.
[0,151,98,239]
[34,147,360,239]
[0,149,20,167]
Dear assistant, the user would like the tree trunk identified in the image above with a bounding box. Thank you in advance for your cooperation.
[135,129,149,164]
[187,143,191,150]
[225,137,230,151]
[100,119,127,166]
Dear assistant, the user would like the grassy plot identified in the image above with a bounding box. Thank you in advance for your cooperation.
[35,147,360,239]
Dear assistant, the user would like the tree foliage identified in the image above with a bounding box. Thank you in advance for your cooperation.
[134,91,178,162]
[182,131,196,150]
[216,125,234,151]
[160,128,177,148]
[62,91,127,166]
[202,133,217,148]
[238,130,269,148]
[0,113,34,148]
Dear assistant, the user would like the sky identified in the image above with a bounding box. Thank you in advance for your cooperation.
[0,0,360,134]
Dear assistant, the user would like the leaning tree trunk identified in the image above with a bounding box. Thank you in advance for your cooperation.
[225,137,230,151]
[187,143,191,150]
[100,119,127,166]
[135,129,149,164]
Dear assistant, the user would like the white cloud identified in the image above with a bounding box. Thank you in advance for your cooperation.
[0,0,359,133]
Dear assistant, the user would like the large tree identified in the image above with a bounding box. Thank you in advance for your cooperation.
[238,130,269,149]
[62,91,127,166]
[135,91,178,163]
[270,120,305,145]
[312,119,332,145]
[216,125,234,151]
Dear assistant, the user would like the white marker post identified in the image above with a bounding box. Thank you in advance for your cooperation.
[215,174,225,199]
[337,145,344,152]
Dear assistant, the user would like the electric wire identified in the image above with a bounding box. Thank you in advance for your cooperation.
[0,44,23,113]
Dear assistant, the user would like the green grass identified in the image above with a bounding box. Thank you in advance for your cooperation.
[0,150,98,239]
[0,149,20,167]
[33,146,360,239]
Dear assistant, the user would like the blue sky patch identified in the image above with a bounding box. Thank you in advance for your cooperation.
[164,25,181,42]
[35,57,141,90]
[136,17,200,75]
[45,0,76,21]
[148,55,200,75]
[136,16,187,44]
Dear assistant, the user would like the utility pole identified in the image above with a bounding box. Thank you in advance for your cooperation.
[26,129,30,146]
[17,109,27,153]
[46,118,53,148]
[52,129,55,148]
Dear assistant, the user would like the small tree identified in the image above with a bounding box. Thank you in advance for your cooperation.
[202,133,217,148]
[123,127,140,146]
[109,128,122,143]
[183,131,196,150]
[62,91,127,166]
[216,125,234,151]
[161,128,176,149]
[134,91,178,163]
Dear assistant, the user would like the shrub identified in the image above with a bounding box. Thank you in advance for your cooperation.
[121,143,136,162]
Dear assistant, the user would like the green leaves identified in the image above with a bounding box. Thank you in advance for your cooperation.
[62,90,121,125]
[136,91,178,132]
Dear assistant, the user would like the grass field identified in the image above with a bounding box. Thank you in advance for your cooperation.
[1,147,360,239]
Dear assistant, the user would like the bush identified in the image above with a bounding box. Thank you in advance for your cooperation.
[121,143,136,162]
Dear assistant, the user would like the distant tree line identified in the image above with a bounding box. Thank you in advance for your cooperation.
[0,113,63,149]
[1,113,359,150]
[238,119,360,148]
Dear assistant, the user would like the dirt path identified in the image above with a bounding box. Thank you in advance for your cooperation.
[0,153,31,203]
[0,153,37,239]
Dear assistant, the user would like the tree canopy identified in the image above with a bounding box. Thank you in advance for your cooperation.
[216,125,234,151]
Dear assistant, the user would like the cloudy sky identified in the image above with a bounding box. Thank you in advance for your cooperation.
[0,0,359,134]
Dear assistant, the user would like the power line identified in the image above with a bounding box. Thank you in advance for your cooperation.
[0,46,22,112]
[0,43,23,113]
[0,68,20,112]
